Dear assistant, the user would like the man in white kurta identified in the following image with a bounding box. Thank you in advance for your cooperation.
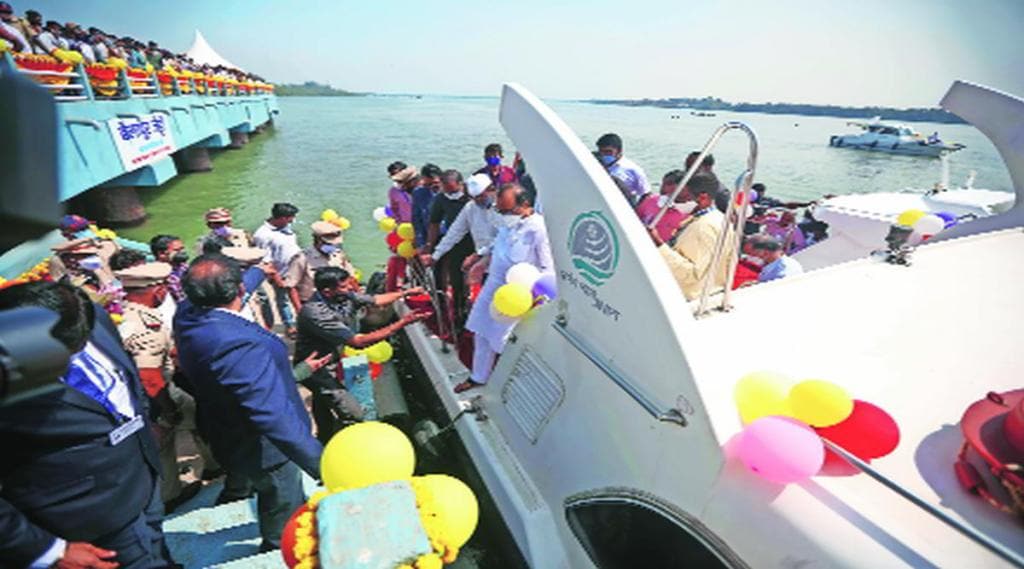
[652,173,732,300]
[459,184,554,391]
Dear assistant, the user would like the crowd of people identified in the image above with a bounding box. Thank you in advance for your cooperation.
[0,200,433,567]
[0,2,266,83]
[0,122,820,567]
[590,133,816,294]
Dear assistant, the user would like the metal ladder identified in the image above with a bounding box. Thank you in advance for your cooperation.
[647,121,759,317]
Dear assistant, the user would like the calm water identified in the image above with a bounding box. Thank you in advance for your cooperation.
[119,95,1013,271]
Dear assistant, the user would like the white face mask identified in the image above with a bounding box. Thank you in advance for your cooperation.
[677,201,698,214]
[444,191,465,201]
[499,212,522,227]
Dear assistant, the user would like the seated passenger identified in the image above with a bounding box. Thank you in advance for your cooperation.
[649,172,732,300]
[753,236,804,282]
[685,151,731,213]
[635,169,695,243]
[763,210,807,253]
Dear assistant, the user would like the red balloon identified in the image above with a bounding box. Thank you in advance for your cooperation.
[815,400,900,461]
[280,503,312,568]
[385,231,403,249]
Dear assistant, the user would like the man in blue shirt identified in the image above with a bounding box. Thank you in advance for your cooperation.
[754,236,804,282]
[596,133,651,203]
[411,163,442,248]
[174,254,322,552]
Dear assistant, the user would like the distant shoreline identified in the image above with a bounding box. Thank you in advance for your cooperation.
[588,97,966,125]
[275,81,365,97]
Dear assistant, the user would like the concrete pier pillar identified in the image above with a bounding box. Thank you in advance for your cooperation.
[74,186,147,226]
[229,131,249,149]
[177,146,213,172]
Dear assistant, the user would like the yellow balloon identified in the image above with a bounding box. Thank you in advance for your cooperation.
[343,345,363,357]
[320,422,415,491]
[397,241,416,259]
[493,283,532,318]
[321,209,339,221]
[787,379,854,427]
[353,268,363,283]
[396,222,415,241]
[379,217,397,233]
[734,371,792,424]
[411,474,479,551]
[896,209,926,227]
[332,216,351,231]
[366,341,394,364]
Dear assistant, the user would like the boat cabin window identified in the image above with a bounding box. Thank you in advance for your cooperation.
[879,126,900,135]
[566,498,731,569]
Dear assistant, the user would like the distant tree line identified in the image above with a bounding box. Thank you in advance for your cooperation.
[589,95,965,124]
[275,81,362,97]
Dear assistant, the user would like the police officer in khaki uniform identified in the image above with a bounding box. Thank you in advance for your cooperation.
[50,238,116,302]
[114,262,206,513]
[195,207,251,255]
[293,221,357,302]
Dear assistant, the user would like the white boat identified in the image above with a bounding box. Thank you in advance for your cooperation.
[792,156,1014,271]
[829,117,965,157]
[402,81,1024,568]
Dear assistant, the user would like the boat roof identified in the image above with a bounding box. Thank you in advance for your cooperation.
[816,189,1014,222]
[685,227,1024,557]
[847,117,913,130]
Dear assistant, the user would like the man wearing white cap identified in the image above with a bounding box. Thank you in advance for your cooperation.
[421,172,500,291]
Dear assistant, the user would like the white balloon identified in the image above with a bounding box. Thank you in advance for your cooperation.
[372,207,388,222]
[505,263,541,288]
[913,214,945,237]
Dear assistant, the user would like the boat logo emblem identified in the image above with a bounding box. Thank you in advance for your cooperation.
[567,211,620,286]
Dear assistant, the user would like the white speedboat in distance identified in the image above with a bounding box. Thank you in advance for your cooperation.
[829,117,965,156]
[792,155,1014,271]
[402,81,1024,568]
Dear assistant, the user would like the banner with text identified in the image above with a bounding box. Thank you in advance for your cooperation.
[107,114,177,171]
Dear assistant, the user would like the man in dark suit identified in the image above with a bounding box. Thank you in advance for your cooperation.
[0,281,174,569]
[173,253,322,551]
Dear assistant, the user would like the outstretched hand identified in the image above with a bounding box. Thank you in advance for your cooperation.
[56,542,119,569]
[303,351,334,373]
[402,309,433,324]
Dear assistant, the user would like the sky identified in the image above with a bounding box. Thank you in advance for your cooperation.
[24,0,1024,108]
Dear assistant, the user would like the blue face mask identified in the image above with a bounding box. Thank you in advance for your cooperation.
[485,156,501,167]
[600,154,617,166]
[78,255,104,272]
[319,243,338,255]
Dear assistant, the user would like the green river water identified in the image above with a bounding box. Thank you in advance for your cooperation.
[119,95,1013,268]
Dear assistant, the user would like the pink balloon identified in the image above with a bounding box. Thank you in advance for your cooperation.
[738,416,824,484]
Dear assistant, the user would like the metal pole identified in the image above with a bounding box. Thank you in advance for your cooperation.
[649,124,731,228]
[821,439,1024,568]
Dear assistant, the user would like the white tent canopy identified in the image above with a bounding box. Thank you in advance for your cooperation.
[185,30,242,71]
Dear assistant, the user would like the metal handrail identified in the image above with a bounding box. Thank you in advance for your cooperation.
[552,319,687,427]
[64,118,101,129]
[657,122,758,317]
[823,440,1024,568]
[19,69,80,78]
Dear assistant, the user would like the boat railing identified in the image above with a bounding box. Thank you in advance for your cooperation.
[405,257,456,353]
[647,121,759,317]
[1,51,275,102]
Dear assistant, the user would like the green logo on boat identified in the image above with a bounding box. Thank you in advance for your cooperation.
[567,211,620,286]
